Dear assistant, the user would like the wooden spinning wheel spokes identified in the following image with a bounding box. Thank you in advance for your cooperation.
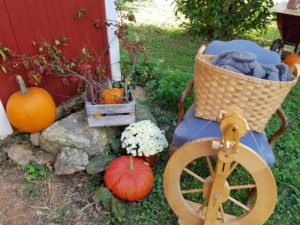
[181,163,256,213]
[181,163,254,216]
[163,138,277,225]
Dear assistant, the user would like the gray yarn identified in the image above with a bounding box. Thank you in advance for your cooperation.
[212,51,292,82]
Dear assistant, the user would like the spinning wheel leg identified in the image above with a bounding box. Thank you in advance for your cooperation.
[164,138,277,225]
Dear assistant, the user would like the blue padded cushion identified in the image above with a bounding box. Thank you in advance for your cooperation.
[172,105,275,166]
[205,40,281,65]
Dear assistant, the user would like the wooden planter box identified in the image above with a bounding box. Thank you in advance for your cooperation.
[85,92,136,127]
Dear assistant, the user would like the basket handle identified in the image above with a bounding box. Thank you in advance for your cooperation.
[196,45,206,58]
[290,64,300,78]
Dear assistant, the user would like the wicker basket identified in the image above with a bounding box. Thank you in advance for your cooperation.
[194,48,300,132]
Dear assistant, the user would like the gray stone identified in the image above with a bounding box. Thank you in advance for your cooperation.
[54,147,89,175]
[86,155,116,175]
[133,86,147,101]
[4,144,33,166]
[31,150,56,165]
[133,86,156,123]
[0,151,7,163]
[3,143,55,167]
[40,110,120,155]
[136,101,157,124]
[30,132,41,146]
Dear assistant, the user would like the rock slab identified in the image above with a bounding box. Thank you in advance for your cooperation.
[54,147,89,175]
[4,143,56,166]
[40,110,120,155]
[30,132,41,146]
[5,144,33,166]
[0,151,7,163]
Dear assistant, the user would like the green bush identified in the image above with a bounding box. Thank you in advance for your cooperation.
[175,0,274,39]
[146,69,193,111]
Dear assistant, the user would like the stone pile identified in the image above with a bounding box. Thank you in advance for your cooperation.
[2,87,155,175]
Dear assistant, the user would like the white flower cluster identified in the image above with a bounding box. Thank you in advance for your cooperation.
[121,120,168,157]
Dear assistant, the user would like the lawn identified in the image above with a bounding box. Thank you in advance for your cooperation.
[120,23,300,225]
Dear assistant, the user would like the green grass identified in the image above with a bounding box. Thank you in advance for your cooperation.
[128,25,204,72]
[119,24,300,225]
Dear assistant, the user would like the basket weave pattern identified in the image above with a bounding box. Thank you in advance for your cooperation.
[194,55,298,132]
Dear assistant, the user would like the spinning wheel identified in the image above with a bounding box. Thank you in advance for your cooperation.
[164,107,277,225]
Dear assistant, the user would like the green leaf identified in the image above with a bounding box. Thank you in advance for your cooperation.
[39,169,45,176]
[26,174,36,181]
[86,155,116,175]
[111,197,126,222]
[28,166,36,173]
[127,11,136,23]
[93,186,113,210]
[110,138,122,154]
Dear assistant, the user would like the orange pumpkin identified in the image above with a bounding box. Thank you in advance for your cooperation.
[104,156,154,201]
[284,53,300,67]
[101,88,124,104]
[6,75,56,133]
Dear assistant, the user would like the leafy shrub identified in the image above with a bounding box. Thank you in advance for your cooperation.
[146,69,193,111]
[174,0,274,39]
[120,48,162,87]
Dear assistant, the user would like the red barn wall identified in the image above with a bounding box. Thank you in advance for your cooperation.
[0,0,110,106]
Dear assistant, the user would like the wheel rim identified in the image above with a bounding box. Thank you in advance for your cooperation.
[163,138,277,225]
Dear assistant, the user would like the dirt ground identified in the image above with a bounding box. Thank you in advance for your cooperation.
[0,160,110,225]
[1,164,66,225]
[126,0,183,28]
[0,137,108,225]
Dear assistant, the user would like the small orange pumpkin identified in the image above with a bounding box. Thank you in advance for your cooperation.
[284,53,300,67]
[6,75,56,133]
[284,53,300,74]
[104,156,154,201]
[101,87,125,104]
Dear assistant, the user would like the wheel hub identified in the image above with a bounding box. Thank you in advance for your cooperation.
[203,176,230,203]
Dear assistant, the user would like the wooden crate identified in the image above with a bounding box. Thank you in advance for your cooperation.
[85,92,136,127]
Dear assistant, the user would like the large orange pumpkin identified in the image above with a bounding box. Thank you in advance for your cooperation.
[101,88,125,104]
[6,75,56,133]
[284,53,300,67]
[104,156,154,201]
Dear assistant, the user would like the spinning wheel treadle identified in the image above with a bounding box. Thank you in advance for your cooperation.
[163,108,277,225]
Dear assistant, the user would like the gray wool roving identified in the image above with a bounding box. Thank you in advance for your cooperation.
[212,51,292,82]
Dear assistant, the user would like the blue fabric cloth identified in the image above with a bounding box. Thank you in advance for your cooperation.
[211,51,292,81]
[172,105,275,166]
[205,40,281,65]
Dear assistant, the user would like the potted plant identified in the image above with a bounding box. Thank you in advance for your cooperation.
[120,120,168,165]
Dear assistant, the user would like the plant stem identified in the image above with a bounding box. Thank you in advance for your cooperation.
[124,55,137,103]
[16,75,29,95]
[129,156,134,172]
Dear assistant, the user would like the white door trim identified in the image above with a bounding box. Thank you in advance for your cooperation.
[105,0,122,81]
[0,100,13,140]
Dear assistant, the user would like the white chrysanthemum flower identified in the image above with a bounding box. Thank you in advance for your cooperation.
[120,120,168,157]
